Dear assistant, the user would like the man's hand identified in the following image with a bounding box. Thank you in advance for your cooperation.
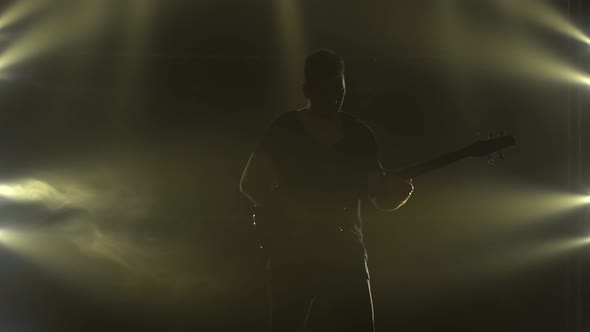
[384,174,413,198]
[369,171,414,211]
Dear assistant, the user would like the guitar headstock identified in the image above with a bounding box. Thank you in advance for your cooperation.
[468,131,516,160]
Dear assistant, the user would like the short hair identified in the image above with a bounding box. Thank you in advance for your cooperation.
[304,49,344,84]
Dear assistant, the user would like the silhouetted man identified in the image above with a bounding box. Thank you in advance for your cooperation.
[240,49,413,332]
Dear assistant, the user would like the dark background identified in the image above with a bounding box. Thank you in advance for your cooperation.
[0,0,589,331]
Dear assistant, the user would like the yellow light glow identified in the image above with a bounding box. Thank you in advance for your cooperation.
[491,38,590,87]
[0,178,65,205]
[0,1,108,71]
[0,222,211,308]
[0,0,49,30]
[496,0,590,46]
[437,2,590,88]
[0,228,20,247]
[274,0,307,105]
[110,0,157,122]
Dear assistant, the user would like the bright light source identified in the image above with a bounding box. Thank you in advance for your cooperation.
[496,0,590,46]
[0,229,16,246]
[0,179,55,201]
[581,77,590,87]
[437,1,590,88]
[0,178,70,208]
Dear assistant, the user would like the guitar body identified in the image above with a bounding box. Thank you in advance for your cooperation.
[252,203,361,259]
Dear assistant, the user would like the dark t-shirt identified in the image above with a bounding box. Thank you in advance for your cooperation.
[257,110,382,272]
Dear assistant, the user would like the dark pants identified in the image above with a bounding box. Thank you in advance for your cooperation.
[267,258,375,332]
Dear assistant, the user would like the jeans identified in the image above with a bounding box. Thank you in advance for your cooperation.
[267,258,375,332]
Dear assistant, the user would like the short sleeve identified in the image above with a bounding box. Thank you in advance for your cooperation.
[255,112,289,157]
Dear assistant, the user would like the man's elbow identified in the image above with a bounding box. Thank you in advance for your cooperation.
[239,177,257,204]
[239,177,249,195]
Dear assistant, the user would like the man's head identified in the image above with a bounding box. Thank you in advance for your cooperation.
[303,49,346,114]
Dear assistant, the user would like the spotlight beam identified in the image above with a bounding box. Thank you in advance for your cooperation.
[274,0,307,106]
[0,1,107,72]
[496,0,590,46]
[437,2,590,88]
[0,0,49,31]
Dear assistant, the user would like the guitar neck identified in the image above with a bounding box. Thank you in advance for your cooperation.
[390,145,474,179]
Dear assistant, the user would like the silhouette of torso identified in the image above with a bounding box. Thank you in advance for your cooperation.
[257,109,380,275]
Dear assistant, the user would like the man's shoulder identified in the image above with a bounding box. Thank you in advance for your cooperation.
[268,110,299,128]
[342,112,376,138]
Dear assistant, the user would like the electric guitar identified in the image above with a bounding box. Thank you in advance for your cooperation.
[389,133,516,178]
[252,133,517,255]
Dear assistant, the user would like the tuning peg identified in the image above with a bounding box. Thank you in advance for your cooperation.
[488,155,495,164]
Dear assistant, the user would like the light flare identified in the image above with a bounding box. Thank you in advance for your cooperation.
[0,0,49,30]
[0,178,68,207]
[0,1,108,71]
[496,0,590,46]
[437,2,590,88]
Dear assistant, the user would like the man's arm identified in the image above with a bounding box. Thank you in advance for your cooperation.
[239,151,278,207]
[358,118,414,212]
[368,171,414,212]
